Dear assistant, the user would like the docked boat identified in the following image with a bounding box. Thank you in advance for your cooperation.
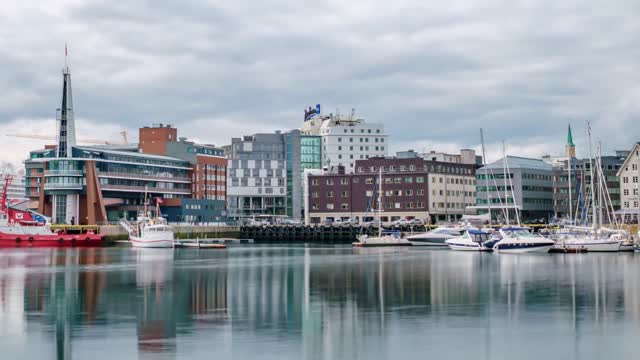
[353,168,411,247]
[121,193,174,249]
[492,227,555,254]
[406,224,474,247]
[445,229,498,251]
[0,176,103,247]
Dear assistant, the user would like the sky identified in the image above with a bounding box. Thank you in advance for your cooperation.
[1,0,640,169]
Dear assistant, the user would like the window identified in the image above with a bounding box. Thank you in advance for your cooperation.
[416,177,424,183]
[417,189,425,196]
[394,177,402,184]
[400,165,406,172]
[405,177,413,183]
[341,203,349,209]
[327,179,334,185]
[312,192,319,198]
[327,203,334,210]
[409,165,416,171]
[406,189,413,196]
[624,189,630,196]
[338,137,342,142]
[417,201,425,208]
[394,202,401,209]
[341,191,349,197]
[366,178,374,184]
[341,178,349,185]
[327,191,334,197]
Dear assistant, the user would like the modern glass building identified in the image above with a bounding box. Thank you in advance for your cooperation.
[285,131,322,219]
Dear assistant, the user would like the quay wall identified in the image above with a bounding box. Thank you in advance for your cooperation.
[99,225,241,242]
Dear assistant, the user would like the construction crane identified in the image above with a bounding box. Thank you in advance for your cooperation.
[6,131,129,145]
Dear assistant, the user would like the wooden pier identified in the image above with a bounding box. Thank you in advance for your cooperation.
[240,224,428,244]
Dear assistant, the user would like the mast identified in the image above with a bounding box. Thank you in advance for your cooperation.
[636,144,640,235]
[566,124,576,222]
[378,167,382,237]
[144,185,148,217]
[502,141,510,225]
[587,122,597,229]
[481,129,491,225]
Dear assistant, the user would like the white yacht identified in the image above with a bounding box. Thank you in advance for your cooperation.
[492,227,555,254]
[445,229,498,251]
[406,224,474,247]
[554,228,621,252]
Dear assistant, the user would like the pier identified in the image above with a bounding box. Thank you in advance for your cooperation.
[240,224,428,244]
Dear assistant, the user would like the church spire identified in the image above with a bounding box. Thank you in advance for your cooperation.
[566,123,576,158]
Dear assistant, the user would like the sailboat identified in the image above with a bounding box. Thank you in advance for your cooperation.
[556,126,622,252]
[353,168,411,247]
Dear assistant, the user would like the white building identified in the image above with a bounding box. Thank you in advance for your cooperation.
[616,142,640,222]
[302,112,388,173]
[421,149,479,165]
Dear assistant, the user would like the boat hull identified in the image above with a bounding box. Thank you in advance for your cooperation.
[0,232,104,248]
[493,243,554,254]
[406,235,450,247]
[560,240,621,252]
[446,242,492,251]
[130,236,174,248]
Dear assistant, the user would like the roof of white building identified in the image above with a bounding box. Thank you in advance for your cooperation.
[480,156,553,171]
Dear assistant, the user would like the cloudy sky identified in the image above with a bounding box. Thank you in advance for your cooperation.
[1,0,639,168]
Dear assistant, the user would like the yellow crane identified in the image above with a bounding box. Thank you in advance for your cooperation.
[6,131,129,145]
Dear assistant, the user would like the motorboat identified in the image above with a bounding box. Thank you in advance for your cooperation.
[406,224,475,247]
[129,216,175,248]
[354,231,412,247]
[445,229,498,251]
[492,226,555,254]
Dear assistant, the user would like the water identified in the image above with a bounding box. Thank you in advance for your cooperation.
[1,246,639,360]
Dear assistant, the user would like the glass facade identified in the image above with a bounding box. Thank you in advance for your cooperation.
[286,134,322,218]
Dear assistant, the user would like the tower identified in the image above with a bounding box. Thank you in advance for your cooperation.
[566,124,576,158]
[56,67,76,158]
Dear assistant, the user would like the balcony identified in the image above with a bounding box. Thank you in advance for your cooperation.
[44,183,83,191]
[98,171,191,183]
[45,170,84,176]
[100,184,191,195]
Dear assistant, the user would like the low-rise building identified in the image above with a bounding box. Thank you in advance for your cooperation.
[305,152,477,224]
[617,142,640,223]
[472,156,554,221]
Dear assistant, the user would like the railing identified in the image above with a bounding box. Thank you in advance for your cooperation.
[98,171,191,183]
[45,170,83,176]
[44,183,83,190]
[100,184,191,194]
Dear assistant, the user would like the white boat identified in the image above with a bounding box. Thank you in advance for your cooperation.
[492,227,555,254]
[407,224,474,247]
[559,237,621,252]
[123,189,174,249]
[353,168,411,247]
[445,229,497,251]
[130,218,174,248]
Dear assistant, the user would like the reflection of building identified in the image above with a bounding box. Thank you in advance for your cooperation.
[24,68,228,224]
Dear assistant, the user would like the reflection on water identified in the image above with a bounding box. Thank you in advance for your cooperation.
[1,247,640,359]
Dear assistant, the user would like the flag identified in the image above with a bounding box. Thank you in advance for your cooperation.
[156,197,164,204]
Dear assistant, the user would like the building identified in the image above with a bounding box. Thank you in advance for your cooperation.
[301,109,388,173]
[0,172,27,202]
[472,156,554,221]
[24,68,227,224]
[617,142,640,223]
[224,130,323,222]
[305,152,477,224]
[139,124,228,223]
[420,149,482,165]
[548,126,623,221]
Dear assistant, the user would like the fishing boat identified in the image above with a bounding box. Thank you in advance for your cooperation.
[445,229,497,251]
[353,168,411,247]
[492,226,555,254]
[121,190,174,248]
[406,223,475,247]
[0,175,104,247]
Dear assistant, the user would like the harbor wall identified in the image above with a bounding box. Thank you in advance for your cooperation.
[99,225,241,242]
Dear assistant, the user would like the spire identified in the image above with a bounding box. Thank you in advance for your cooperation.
[56,66,76,158]
[567,124,575,147]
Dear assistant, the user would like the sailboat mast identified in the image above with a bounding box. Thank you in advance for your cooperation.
[144,185,148,217]
[587,122,597,229]
[378,167,382,238]
[502,141,510,225]
[481,129,491,224]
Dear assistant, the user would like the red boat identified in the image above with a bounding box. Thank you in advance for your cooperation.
[0,175,104,248]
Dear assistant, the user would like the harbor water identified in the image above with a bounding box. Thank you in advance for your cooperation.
[1,246,640,359]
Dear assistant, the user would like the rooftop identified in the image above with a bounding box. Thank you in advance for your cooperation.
[481,156,553,171]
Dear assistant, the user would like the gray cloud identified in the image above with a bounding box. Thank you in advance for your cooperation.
[1,0,639,166]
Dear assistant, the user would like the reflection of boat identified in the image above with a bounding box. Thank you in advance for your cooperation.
[445,230,497,251]
[493,227,554,253]
[353,168,411,247]
[407,224,474,247]
[173,240,226,249]
[0,175,103,247]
